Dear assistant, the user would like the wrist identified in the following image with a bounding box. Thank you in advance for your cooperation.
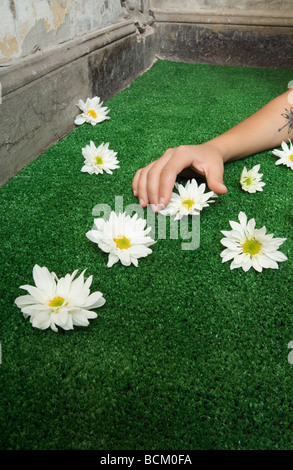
[204,139,230,163]
[207,133,249,163]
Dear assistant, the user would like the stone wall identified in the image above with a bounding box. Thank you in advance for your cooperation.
[151,0,293,68]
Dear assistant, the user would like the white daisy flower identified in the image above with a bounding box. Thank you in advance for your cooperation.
[86,211,156,267]
[159,179,217,221]
[240,164,265,193]
[74,96,110,126]
[220,211,287,272]
[15,265,105,332]
[272,139,293,170]
[81,141,119,175]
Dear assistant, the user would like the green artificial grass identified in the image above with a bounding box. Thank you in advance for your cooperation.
[1,60,293,450]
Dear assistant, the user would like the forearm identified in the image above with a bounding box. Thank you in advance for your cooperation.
[209,90,293,162]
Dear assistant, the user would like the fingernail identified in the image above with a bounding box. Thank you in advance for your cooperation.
[159,197,165,207]
[133,189,137,196]
[139,198,145,206]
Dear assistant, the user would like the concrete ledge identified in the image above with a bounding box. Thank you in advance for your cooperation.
[151,8,293,27]
[0,19,156,186]
[0,19,136,97]
[155,22,293,69]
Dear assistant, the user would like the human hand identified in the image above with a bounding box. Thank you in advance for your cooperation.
[132,143,227,211]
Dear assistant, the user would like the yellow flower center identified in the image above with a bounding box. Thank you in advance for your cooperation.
[114,235,131,249]
[95,155,103,165]
[49,296,66,308]
[182,199,194,210]
[243,176,252,186]
[87,109,97,119]
[289,154,293,162]
[242,238,262,256]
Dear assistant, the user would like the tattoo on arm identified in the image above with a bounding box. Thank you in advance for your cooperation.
[278,107,293,134]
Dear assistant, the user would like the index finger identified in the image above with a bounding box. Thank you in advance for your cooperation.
[158,148,193,208]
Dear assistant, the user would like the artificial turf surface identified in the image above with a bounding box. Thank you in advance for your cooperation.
[0,60,293,450]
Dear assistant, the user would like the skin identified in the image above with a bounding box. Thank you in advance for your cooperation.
[132,89,293,212]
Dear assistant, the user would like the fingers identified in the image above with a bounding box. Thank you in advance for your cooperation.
[133,149,175,209]
[158,146,198,205]
[132,144,228,212]
[132,166,149,207]
[132,169,140,197]
[132,162,161,208]
[133,160,160,207]
[157,170,176,208]
[157,164,181,208]
[203,158,227,195]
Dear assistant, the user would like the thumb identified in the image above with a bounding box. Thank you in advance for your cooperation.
[204,160,227,195]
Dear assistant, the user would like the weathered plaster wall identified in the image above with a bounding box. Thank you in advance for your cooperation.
[0,0,124,64]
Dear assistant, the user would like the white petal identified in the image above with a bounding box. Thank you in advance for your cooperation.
[265,250,287,262]
[129,245,152,258]
[259,255,279,269]
[130,257,139,267]
[281,141,289,153]
[251,257,263,272]
[74,115,86,125]
[19,285,48,304]
[220,238,238,249]
[230,260,242,270]
[119,250,131,266]
[229,221,242,232]
[77,99,86,110]
[77,308,98,319]
[233,253,247,265]
[20,304,52,315]
[81,165,95,174]
[32,265,56,296]
[246,218,256,235]
[31,311,52,330]
[86,230,100,244]
[238,212,247,227]
[83,291,106,309]
[71,313,90,327]
[52,310,73,330]
[221,230,232,237]
[272,149,284,157]
[220,249,238,262]
[107,253,118,267]
[242,258,252,272]
[15,294,39,308]
[68,270,86,299]
[55,273,73,299]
